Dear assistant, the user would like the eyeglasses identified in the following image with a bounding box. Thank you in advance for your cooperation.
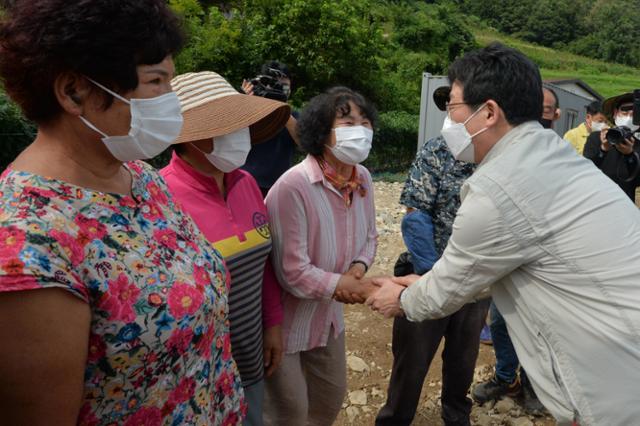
[445,101,467,112]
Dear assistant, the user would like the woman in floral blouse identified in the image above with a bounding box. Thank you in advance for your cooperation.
[0,1,243,425]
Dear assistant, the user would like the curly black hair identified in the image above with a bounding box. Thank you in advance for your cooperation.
[0,0,184,124]
[297,86,377,156]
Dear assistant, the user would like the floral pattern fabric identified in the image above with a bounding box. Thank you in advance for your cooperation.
[0,161,244,425]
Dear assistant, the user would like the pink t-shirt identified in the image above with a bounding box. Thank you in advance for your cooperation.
[161,152,282,386]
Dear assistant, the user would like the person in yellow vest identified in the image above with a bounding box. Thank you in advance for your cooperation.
[564,100,608,154]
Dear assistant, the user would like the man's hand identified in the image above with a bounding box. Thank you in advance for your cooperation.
[263,325,283,378]
[346,262,367,279]
[615,137,635,155]
[241,79,254,96]
[387,274,421,287]
[365,278,406,318]
[600,129,612,152]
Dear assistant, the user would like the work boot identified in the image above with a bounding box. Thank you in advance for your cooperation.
[472,375,521,404]
[522,375,545,416]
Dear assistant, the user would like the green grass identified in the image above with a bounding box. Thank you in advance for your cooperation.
[474,27,640,98]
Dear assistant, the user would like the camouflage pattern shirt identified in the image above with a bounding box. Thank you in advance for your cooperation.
[399,136,475,256]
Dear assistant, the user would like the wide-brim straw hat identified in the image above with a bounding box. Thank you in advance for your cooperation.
[603,92,633,121]
[171,71,291,144]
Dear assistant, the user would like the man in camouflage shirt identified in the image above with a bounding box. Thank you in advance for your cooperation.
[375,135,490,426]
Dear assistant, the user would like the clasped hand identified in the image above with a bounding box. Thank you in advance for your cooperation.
[364,274,421,318]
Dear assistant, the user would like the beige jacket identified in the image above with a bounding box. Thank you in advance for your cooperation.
[401,121,640,426]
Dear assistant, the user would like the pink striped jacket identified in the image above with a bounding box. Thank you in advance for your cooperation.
[266,155,378,353]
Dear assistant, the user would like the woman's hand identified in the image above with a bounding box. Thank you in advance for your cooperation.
[263,325,283,378]
[333,274,378,304]
[345,262,367,279]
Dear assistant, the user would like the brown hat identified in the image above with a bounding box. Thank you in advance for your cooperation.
[171,71,291,144]
[603,92,633,121]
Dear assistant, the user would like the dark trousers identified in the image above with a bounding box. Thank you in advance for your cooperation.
[376,299,490,426]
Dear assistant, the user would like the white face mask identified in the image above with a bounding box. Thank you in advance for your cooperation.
[79,78,183,162]
[196,127,251,173]
[441,103,488,163]
[590,121,608,132]
[614,114,639,132]
[329,125,374,165]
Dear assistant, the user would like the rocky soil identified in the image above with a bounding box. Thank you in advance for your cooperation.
[333,182,556,426]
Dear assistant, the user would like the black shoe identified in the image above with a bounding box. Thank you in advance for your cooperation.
[472,375,521,404]
[522,379,545,416]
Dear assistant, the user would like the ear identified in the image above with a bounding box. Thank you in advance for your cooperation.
[554,108,561,120]
[53,72,91,116]
[484,100,503,128]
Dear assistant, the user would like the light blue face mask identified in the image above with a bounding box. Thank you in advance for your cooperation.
[78,78,183,162]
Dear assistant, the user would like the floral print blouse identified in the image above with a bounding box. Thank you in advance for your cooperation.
[0,161,244,425]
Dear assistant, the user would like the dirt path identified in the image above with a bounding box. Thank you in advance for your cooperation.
[333,182,555,426]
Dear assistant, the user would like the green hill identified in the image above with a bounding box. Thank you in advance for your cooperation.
[474,27,640,99]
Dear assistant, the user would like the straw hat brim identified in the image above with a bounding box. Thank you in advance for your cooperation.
[603,92,633,121]
[174,94,291,145]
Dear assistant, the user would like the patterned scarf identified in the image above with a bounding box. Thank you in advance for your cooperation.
[316,156,366,207]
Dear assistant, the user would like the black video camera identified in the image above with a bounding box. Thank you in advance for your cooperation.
[249,67,290,102]
[606,89,640,145]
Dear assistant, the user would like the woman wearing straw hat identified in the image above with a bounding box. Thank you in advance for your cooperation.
[0,2,244,425]
[161,71,291,426]
[263,87,379,425]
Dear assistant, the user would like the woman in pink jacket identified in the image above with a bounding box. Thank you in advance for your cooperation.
[264,87,379,425]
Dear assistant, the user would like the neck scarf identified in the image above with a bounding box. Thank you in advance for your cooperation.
[316,156,366,207]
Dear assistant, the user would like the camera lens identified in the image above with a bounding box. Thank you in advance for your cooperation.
[606,127,627,145]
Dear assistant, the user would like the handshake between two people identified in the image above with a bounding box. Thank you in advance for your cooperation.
[333,263,422,318]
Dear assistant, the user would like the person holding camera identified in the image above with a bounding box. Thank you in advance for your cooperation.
[241,61,300,197]
[564,100,608,155]
[583,92,640,202]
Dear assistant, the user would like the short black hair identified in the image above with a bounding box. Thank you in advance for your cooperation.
[261,60,291,80]
[447,42,542,126]
[586,100,603,115]
[297,86,377,156]
[543,86,560,109]
[0,0,184,124]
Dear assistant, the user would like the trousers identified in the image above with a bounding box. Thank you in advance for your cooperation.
[376,300,490,426]
[263,330,346,426]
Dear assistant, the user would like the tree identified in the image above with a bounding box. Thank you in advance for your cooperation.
[570,0,640,68]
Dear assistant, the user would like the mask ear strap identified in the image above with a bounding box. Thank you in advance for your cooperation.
[191,141,215,156]
[463,102,487,125]
[470,127,488,139]
[86,77,131,105]
[78,115,108,138]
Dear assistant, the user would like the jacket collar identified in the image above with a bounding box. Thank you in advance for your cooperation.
[478,121,542,168]
[168,151,242,197]
[301,154,325,184]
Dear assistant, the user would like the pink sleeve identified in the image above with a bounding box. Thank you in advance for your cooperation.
[354,169,378,267]
[266,178,341,301]
[261,257,283,329]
